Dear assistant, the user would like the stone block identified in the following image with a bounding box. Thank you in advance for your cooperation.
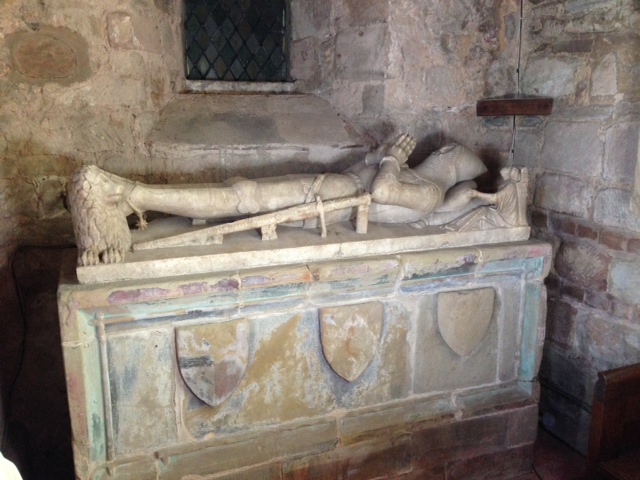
[610,297,633,320]
[0,179,38,218]
[562,283,585,302]
[609,255,640,306]
[507,405,539,447]
[627,237,640,254]
[106,328,176,455]
[412,413,508,468]
[41,108,136,155]
[401,250,478,286]
[554,240,610,291]
[539,344,595,407]
[540,122,603,176]
[447,444,534,480]
[577,310,637,371]
[423,66,465,107]
[339,394,453,446]
[565,2,638,33]
[551,39,594,54]
[539,383,592,454]
[290,0,331,40]
[147,94,369,178]
[309,257,400,298]
[521,56,585,98]
[107,12,162,54]
[34,175,67,219]
[604,122,639,185]
[546,298,577,348]
[592,53,618,97]
[549,213,577,236]
[158,420,337,478]
[290,37,321,85]
[240,265,310,305]
[107,12,134,49]
[455,386,533,419]
[283,435,411,480]
[362,83,385,115]
[585,290,612,312]
[613,35,640,98]
[199,463,283,480]
[564,0,616,14]
[535,173,592,218]
[531,209,548,229]
[594,188,640,233]
[576,222,599,241]
[600,230,627,251]
[514,130,543,169]
[93,458,158,480]
[336,25,388,80]
[344,0,389,25]
[413,292,498,393]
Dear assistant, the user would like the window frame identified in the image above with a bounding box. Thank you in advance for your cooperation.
[182,0,293,89]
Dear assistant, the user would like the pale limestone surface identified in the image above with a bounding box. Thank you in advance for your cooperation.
[148,94,364,158]
[76,221,531,284]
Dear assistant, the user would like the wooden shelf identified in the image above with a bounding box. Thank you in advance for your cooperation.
[476,96,553,116]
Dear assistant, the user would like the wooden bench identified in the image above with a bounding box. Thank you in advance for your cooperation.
[586,362,640,479]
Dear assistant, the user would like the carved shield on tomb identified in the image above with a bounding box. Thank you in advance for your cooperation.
[319,302,383,382]
[436,288,495,357]
[175,318,249,407]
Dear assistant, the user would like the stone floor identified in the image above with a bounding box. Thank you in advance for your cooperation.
[514,427,587,480]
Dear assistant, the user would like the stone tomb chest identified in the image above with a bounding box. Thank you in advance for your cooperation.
[58,226,551,479]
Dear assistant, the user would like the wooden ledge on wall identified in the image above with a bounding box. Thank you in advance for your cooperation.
[476,95,553,116]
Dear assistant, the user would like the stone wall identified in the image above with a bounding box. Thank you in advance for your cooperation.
[292,0,521,160]
[516,0,640,453]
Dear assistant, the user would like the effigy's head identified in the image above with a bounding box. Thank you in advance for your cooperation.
[423,144,488,183]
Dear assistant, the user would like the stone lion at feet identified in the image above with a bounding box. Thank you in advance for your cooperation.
[67,166,133,266]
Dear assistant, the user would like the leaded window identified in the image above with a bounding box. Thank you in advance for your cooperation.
[184,0,289,82]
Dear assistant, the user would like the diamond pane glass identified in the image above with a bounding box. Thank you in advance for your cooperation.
[184,0,289,82]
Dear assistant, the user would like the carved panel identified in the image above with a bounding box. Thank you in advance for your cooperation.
[319,302,383,382]
[176,318,249,407]
[437,288,495,357]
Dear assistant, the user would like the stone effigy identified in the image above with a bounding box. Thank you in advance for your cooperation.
[67,134,529,267]
[59,134,547,480]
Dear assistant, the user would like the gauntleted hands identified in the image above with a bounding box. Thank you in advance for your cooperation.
[365,133,417,166]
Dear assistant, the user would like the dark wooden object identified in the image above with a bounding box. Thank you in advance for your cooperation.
[476,96,553,116]
[586,362,640,479]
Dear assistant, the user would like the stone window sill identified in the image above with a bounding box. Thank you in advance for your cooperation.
[185,80,297,94]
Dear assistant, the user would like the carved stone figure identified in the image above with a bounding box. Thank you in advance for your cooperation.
[444,167,529,232]
[67,134,496,266]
